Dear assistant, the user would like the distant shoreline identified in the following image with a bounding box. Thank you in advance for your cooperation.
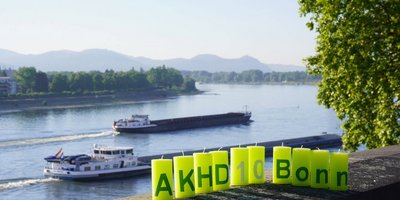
[0,89,202,115]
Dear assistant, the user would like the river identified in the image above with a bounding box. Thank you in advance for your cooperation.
[0,84,341,199]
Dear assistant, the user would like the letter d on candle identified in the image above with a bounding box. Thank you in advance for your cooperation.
[210,150,229,191]
[173,156,195,198]
[151,158,173,200]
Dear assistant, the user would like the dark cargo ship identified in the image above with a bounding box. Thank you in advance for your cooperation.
[112,111,252,133]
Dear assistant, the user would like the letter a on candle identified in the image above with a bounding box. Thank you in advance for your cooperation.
[152,159,173,200]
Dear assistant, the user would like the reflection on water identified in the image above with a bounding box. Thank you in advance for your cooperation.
[45,176,150,200]
[0,84,342,199]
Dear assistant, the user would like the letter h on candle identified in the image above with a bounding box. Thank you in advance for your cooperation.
[193,152,213,194]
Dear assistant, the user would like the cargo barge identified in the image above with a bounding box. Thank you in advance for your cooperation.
[112,111,252,133]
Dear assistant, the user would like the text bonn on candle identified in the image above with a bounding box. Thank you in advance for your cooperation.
[151,145,348,199]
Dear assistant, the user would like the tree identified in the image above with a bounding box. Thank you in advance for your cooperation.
[147,66,168,88]
[299,0,400,151]
[15,67,37,93]
[0,70,6,77]
[69,72,93,92]
[50,74,69,93]
[166,68,183,88]
[127,69,149,89]
[34,71,49,92]
[182,77,197,92]
[90,71,104,91]
[103,69,116,90]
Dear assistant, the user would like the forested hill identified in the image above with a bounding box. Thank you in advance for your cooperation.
[182,70,320,84]
[0,49,278,72]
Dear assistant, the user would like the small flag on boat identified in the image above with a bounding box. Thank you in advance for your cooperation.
[55,148,63,158]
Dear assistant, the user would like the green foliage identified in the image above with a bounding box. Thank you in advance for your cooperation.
[69,72,93,92]
[50,74,69,93]
[240,70,263,82]
[16,66,190,95]
[15,67,37,93]
[184,70,319,84]
[34,71,49,92]
[299,0,400,151]
[0,70,7,77]
[182,77,197,92]
[91,71,104,91]
[147,66,184,88]
[103,69,116,90]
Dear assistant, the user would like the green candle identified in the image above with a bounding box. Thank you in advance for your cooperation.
[247,146,265,184]
[291,147,311,186]
[151,158,173,200]
[193,152,213,194]
[173,156,195,198]
[310,149,329,189]
[272,146,292,184]
[230,147,249,186]
[210,150,230,191]
[329,152,348,191]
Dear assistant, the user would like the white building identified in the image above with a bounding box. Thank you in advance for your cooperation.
[0,68,17,94]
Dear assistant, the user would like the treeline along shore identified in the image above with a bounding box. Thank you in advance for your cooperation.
[183,70,320,84]
[0,65,198,113]
[1,65,197,97]
[0,65,318,114]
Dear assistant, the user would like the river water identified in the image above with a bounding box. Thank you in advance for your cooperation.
[0,84,341,199]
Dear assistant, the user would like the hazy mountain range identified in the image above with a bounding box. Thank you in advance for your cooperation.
[0,49,305,72]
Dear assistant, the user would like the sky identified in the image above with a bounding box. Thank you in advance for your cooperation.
[0,0,316,66]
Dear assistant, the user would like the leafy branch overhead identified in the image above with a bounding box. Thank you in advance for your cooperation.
[299,0,400,151]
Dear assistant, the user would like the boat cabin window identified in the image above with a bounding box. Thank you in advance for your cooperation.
[113,164,119,168]
[126,149,133,154]
[94,150,99,154]
[95,166,101,170]
[103,151,112,155]
[112,150,120,155]
[84,166,91,171]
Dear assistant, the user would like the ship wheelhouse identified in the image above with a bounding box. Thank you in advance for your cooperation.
[113,115,155,129]
[92,144,135,160]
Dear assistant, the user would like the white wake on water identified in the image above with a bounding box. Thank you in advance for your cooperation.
[0,178,60,191]
[0,131,117,148]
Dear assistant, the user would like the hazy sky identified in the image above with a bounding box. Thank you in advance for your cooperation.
[0,0,316,65]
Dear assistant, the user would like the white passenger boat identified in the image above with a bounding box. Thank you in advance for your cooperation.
[43,144,150,181]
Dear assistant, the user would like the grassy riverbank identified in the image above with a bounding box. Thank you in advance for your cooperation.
[0,89,202,114]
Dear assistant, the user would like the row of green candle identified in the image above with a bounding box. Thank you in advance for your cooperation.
[151,146,265,199]
[273,146,348,191]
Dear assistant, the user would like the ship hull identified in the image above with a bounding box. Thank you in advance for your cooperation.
[114,112,251,133]
[44,165,151,181]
